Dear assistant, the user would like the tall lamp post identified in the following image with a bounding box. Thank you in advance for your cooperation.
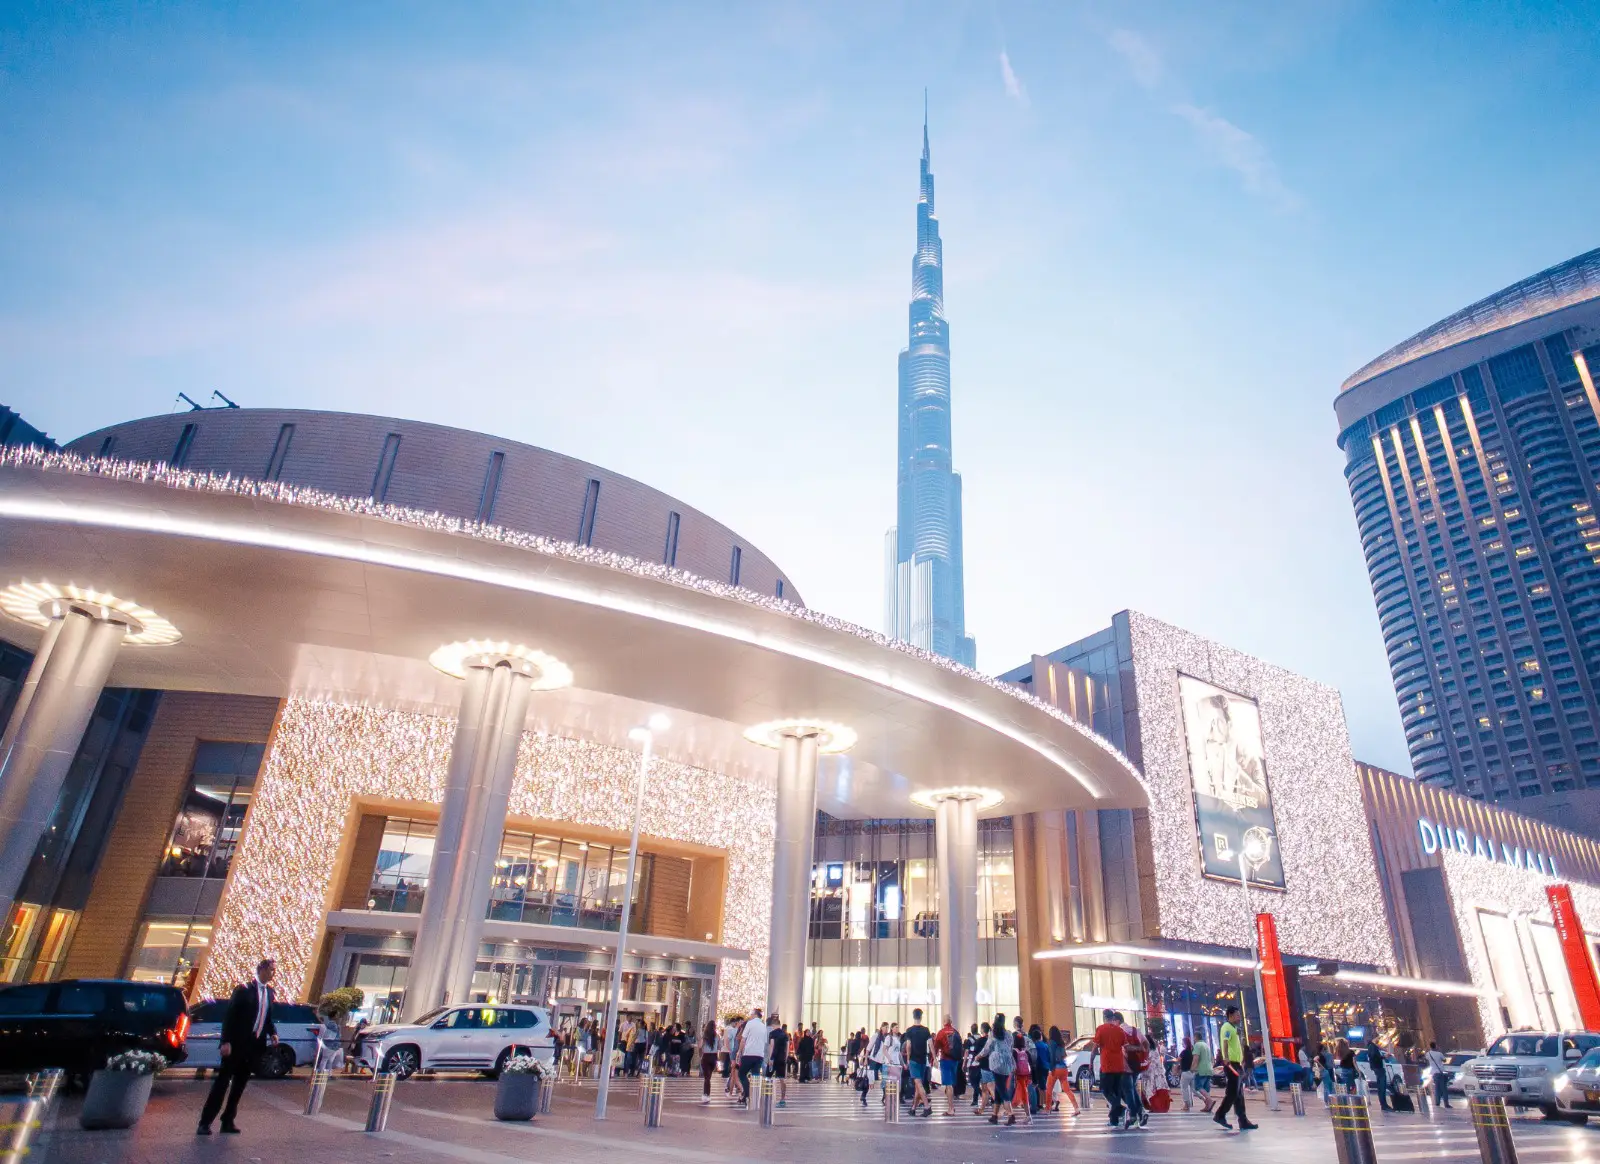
[594,712,670,1121]
[1238,836,1279,1113]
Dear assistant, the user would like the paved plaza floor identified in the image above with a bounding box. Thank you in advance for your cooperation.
[29,1073,1600,1163]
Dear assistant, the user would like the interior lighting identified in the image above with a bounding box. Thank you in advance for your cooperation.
[427,640,572,687]
[909,786,1005,811]
[0,580,180,646]
[1311,967,1489,999]
[742,719,857,753]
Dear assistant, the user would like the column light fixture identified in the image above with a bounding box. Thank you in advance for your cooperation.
[0,580,180,645]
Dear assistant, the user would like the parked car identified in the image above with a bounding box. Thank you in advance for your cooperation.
[1063,1035,1098,1089]
[1460,1030,1600,1119]
[0,979,188,1078]
[1553,1046,1600,1124]
[1251,1056,1310,1089]
[352,1003,555,1079]
[1443,1050,1478,1096]
[185,999,324,1078]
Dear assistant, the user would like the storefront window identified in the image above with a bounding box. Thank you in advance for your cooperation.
[159,742,265,880]
[129,919,212,987]
[485,829,643,931]
[368,817,434,912]
[979,847,1016,939]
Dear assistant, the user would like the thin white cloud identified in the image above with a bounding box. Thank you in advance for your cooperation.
[1170,102,1298,212]
[1108,28,1163,89]
[999,49,1027,104]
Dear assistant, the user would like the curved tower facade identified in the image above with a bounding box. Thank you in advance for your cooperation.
[884,114,976,668]
[1336,248,1600,833]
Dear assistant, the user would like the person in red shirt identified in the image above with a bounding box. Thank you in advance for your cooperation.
[934,1014,961,1116]
[1091,1008,1132,1128]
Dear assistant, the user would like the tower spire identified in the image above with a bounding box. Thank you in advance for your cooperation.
[922,88,929,158]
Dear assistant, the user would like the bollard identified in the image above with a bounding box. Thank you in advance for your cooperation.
[1079,1076,1092,1111]
[1469,1097,1519,1164]
[1329,1095,1378,1164]
[884,1081,901,1123]
[365,1072,397,1133]
[1291,1081,1306,1116]
[757,1077,777,1127]
[644,1076,665,1128]
[0,1097,43,1164]
[539,1076,554,1114]
[305,1068,332,1116]
[27,1068,64,1107]
[640,1069,652,1111]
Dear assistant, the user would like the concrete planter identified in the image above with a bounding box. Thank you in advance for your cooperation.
[493,1073,542,1121]
[80,1070,154,1129]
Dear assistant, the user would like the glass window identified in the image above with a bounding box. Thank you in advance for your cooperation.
[128,919,211,986]
[160,742,265,879]
[188,1000,229,1022]
[431,1008,476,1029]
[370,817,435,913]
[54,984,106,1014]
[0,985,49,1015]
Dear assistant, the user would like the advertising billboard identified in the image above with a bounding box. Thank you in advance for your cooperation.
[1178,674,1285,888]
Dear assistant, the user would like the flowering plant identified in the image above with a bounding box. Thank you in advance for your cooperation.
[104,1050,168,1075]
[501,1055,547,1077]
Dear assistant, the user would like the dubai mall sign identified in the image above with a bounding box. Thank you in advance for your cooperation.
[1417,818,1559,876]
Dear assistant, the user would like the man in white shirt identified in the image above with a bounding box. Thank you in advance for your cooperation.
[1424,1042,1452,1109]
[736,1008,769,1105]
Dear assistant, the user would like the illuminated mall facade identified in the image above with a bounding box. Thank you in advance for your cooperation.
[3,406,1600,1053]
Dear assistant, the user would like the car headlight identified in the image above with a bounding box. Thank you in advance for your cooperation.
[1556,1072,1572,1092]
[1518,1065,1549,1078]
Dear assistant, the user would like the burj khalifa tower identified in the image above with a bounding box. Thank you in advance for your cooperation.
[884,107,976,668]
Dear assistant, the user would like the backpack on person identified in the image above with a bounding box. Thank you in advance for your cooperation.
[1124,1029,1147,1075]
[988,1036,1016,1075]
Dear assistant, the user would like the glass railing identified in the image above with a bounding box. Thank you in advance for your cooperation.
[366,885,427,914]
[485,892,625,932]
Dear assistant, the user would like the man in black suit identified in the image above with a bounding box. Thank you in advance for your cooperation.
[197,957,279,1135]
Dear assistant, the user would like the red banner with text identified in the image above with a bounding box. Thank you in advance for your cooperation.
[1255,912,1295,1058]
[1546,885,1600,1032]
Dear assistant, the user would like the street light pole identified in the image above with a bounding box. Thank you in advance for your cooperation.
[594,716,665,1120]
[1238,849,1279,1112]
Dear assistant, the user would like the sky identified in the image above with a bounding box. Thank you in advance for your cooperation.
[3,1,1599,773]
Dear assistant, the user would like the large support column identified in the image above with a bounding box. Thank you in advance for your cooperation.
[934,793,980,1035]
[766,730,820,1025]
[0,608,129,920]
[406,653,536,1019]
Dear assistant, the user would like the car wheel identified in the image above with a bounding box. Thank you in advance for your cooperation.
[382,1046,421,1080]
[483,1047,513,1080]
[257,1046,295,1079]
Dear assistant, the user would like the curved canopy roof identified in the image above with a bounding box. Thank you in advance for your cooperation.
[0,449,1148,821]
[1341,247,1600,394]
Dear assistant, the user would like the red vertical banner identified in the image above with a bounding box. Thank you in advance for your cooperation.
[1546,885,1600,1031]
[1256,912,1295,1058]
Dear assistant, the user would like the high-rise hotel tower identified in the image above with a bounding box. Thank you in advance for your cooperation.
[884,112,977,667]
[1336,249,1600,834]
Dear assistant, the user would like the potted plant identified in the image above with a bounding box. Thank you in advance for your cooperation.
[493,1052,548,1121]
[80,1050,167,1129]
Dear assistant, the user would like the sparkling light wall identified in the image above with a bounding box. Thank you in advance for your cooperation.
[1127,611,1395,968]
[200,698,775,1010]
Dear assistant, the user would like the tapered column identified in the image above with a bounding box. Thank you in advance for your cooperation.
[934,793,980,1035]
[0,609,128,919]
[767,730,820,1023]
[406,655,535,1018]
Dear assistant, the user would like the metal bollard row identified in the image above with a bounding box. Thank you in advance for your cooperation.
[1329,1094,1378,1164]
[643,1076,665,1128]
[365,1071,397,1133]
[1469,1096,1519,1164]
[884,1081,901,1123]
[0,1097,43,1164]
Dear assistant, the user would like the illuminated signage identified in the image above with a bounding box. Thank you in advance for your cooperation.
[1417,818,1559,875]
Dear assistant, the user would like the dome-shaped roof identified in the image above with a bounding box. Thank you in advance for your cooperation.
[1341,248,1600,393]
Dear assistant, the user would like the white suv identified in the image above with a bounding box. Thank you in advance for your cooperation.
[1461,1030,1600,1118]
[352,1003,555,1079]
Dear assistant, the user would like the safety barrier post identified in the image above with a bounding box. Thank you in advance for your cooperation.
[644,1076,665,1128]
[1329,1094,1379,1164]
[365,1072,396,1133]
[884,1081,901,1123]
[0,1098,42,1164]
[1469,1096,1519,1164]
[757,1077,777,1126]
[304,1068,332,1116]
[1079,1076,1092,1111]
[1290,1081,1306,1115]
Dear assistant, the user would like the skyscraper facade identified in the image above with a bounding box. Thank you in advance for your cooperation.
[884,114,976,667]
[1336,248,1600,833]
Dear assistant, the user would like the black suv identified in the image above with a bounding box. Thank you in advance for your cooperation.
[0,979,189,1075]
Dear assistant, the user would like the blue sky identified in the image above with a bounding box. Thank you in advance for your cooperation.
[4,2,1599,771]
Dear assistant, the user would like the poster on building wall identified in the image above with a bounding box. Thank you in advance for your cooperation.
[1178,674,1285,889]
